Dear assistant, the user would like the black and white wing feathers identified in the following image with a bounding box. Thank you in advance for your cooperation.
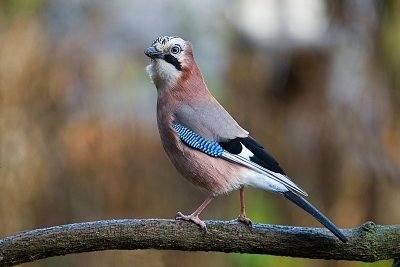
[220,137,308,197]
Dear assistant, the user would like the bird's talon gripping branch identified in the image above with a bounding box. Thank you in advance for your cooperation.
[175,212,207,230]
[236,187,252,227]
[237,215,252,227]
[175,211,188,221]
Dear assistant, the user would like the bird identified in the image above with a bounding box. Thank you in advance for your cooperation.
[144,35,348,243]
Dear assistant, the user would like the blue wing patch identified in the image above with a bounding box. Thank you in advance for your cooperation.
[172,123,223,157]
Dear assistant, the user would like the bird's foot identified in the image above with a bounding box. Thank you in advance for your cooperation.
[175,211,207,230]
[237,214,252,227]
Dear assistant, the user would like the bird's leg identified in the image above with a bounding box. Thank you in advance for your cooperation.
[175,195,214,229]
[237,186,252,226]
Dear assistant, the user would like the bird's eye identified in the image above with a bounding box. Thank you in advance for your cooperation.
[170,45,182,55]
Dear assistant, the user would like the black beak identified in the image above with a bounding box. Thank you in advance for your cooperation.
[144,46,165,59]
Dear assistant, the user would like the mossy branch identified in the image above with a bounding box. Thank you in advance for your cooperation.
[0,219,399,266]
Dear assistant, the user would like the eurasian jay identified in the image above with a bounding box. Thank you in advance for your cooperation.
[144,35,348,243]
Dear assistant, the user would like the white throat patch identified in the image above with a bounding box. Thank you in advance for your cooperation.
[146,59,180,92]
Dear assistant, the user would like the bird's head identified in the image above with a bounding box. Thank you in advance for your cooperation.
[145,36,197,92]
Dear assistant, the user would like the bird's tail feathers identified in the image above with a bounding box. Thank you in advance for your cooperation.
[283,190,348,243]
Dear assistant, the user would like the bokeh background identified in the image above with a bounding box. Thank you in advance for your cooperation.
[1,0,399,266]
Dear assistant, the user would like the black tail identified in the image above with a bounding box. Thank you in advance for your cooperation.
[283,190,348,243]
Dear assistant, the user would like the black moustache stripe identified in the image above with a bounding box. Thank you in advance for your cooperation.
[164,54,182,71]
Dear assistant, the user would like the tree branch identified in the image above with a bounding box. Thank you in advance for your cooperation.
[0,219,399,266]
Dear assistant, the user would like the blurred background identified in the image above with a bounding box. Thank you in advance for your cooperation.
[0,0,399,266]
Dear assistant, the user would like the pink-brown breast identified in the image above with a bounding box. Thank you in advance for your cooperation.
[156,90,244,195]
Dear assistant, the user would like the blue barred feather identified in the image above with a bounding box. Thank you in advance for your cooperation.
[172,123,223,157]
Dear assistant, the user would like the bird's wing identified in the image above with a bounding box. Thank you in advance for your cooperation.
[172,122,307,197]
[172,123,348,242]
[175,101,248,142]
[220,136,285,174]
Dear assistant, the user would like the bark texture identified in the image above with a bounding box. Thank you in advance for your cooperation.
[0,219,399,266]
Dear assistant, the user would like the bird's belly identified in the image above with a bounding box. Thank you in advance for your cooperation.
[167,144,244,195]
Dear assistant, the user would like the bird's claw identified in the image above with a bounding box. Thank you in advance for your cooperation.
[175,211,207,230]
[237,214,252,228]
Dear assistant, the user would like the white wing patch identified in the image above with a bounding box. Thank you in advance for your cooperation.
[221,150,308,197]
[238,143,254,160]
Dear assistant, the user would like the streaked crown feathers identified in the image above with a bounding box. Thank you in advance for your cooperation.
[151,36,187,52]
[152,36,179,46]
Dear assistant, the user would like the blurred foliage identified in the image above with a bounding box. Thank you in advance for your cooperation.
[0,0,399,267]
[381,0,400,109]
[0,0,45,19]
